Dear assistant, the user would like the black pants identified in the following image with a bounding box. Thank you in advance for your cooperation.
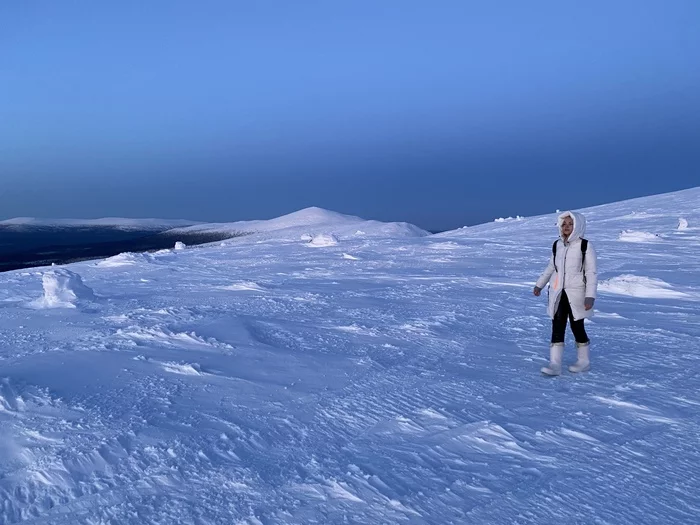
[551,291,589,344]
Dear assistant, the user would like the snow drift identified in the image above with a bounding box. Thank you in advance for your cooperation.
[599,274,690,299]
[97,252,150,267]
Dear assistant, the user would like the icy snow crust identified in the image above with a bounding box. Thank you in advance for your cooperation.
[0,191,699,524]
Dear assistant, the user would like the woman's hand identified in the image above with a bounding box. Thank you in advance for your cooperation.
[533,286,542,297]
[585,297,595,310]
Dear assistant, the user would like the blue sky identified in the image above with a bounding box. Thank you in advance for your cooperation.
[1,1,699,231]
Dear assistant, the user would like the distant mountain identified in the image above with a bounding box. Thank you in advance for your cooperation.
[0,207,429,271]
[169,206,430,240]
[0,217,199,230]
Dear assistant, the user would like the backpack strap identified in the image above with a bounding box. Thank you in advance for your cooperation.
[552,238,588,273]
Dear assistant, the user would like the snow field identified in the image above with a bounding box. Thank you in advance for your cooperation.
[0,190,698,524]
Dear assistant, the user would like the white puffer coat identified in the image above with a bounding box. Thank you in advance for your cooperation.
[536,211,598,321]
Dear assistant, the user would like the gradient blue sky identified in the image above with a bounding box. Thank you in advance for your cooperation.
[2,1,699,231]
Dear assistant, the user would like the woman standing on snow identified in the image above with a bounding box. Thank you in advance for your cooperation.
[533,211,598,375]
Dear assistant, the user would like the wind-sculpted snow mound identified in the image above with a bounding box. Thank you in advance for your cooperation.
[31,268,95,308]
[97,252,151,267]
[618,230,662,242]
[307,233,339,247]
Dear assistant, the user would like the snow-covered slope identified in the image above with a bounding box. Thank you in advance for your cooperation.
[0,189,698,524]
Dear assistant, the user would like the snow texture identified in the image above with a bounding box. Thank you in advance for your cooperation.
[1,189,699,524]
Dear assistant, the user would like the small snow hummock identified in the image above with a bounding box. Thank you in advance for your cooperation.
[174,241,187,250]
[307,233,339,247]
[97,252,148,267]
[494,216,524,223]
[32,269,95,308]
[599,274,689,299]
[618,230,661,243]
[221,281,266,292]
[678,218,689,231]
[300,233,313,241]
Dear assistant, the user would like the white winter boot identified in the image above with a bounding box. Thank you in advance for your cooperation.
[568,342,591,373]
[541,343,564,376]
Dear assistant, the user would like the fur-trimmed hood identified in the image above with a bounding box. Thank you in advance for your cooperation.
[557,211,586,242]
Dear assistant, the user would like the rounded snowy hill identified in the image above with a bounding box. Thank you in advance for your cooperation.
[169,206,430,241]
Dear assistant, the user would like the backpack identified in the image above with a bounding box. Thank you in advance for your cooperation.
[552,238,588,273]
